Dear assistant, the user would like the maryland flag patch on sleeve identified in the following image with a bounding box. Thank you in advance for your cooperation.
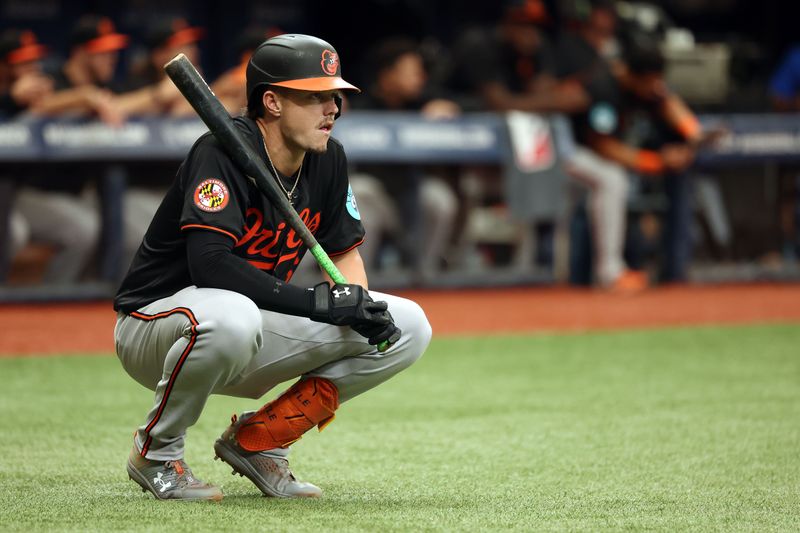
[194,178,230,212]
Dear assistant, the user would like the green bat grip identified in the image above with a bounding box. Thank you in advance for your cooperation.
[309,244,392,352]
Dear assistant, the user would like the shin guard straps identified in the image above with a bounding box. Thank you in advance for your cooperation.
[236,377,339,452]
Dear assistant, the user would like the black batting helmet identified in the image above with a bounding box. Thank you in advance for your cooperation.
[246,34,359,105]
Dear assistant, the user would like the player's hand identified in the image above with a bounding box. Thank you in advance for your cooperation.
[311,282,391,327]
[660,143,696,173]
[87,88,126,127]
[11,72,53,107]
[351,312,402,346]
[421,99,460,120]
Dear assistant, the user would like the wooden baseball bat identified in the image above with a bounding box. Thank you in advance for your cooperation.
[164,53,393,352]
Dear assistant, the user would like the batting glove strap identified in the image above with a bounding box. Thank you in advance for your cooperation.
[310,282,390,327]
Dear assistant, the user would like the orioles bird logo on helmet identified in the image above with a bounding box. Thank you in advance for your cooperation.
[320,49,338,76]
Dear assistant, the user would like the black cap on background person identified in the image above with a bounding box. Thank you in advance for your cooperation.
[140,17,204,79]
[503,0,550,25]
[123,17,205,92]
[143,17,204,52]
[0,28,54,116]
[0,29,47,66]
[70,15,129,54]
[57,15,128,90]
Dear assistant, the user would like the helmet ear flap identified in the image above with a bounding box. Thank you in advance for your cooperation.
[334,93,342,120]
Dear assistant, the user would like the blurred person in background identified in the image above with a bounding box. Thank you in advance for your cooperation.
[0,27,115,283]
[1,23,123,123]
[449,0,587,274]
[112,17,208,272]
[0,30,52,118]
[573,30,701,283]
[50,15,128,125]
[448,0,585,113]
[350,37,459,277]
[553,0,650,290]
[212,27,283,115]
[116,17,204,116]
[0,29,53,278]
[37,15,134,282]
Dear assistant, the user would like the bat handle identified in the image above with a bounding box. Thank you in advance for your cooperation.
[309,245,394,352]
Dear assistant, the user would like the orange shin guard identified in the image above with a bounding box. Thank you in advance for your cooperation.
[236,377,339,452]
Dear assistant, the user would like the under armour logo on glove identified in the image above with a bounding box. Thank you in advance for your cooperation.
[310,282,390,328]
[332,287,351,298]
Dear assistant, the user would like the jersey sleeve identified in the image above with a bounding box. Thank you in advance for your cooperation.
[179,136,249,242]
[315,146,365,256]
[578,69,624,139]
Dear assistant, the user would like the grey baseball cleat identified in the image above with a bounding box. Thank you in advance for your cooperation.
[126,447,223,501]
[213,411,322,498]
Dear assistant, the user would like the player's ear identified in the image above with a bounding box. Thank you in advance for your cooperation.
[263,90,282,117]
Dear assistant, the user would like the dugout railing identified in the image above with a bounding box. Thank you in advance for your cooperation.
[1,112,799,301]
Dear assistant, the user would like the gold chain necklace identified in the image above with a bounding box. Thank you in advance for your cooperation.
[258,121,302,206]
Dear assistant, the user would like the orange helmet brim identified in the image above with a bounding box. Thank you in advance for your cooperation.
[270,76,360,92]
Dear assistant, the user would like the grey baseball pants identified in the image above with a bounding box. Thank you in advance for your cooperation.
[565,146,630,286]
[114,286,432,461]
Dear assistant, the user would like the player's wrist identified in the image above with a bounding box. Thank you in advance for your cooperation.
[635,150,665,175]
[310,282,332,323]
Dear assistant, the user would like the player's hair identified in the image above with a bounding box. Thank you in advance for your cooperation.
[247,86,267,119]
[246,84,288,119]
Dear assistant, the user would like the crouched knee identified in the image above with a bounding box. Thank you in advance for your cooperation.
[194,294,263,369]
[391,297,432,368]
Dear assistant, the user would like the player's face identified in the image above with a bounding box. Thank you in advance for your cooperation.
[588,9,616,44]
[277,89,340,154]
[87,50,119,83]
[389,53,426,101]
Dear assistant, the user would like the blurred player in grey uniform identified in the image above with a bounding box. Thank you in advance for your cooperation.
[0,25,125,283]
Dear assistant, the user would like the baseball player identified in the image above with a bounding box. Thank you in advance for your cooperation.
[113,34,432,501]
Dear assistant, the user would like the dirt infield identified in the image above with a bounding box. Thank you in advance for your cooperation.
[2,283,799,356]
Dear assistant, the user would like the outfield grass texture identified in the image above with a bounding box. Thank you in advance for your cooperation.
[1,324,798,532]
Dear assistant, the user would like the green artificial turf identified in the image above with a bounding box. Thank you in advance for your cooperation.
[1,324,798,532]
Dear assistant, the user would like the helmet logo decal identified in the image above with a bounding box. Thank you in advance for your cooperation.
[321,49,338,76]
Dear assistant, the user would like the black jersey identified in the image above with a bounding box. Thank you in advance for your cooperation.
[574,77,668,147]
[554,33,670,146]
[114,116,365,313]
[554,32,621,145]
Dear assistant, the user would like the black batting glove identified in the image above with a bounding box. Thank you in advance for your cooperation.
[310,282,391,327]
[351,314,402,346]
